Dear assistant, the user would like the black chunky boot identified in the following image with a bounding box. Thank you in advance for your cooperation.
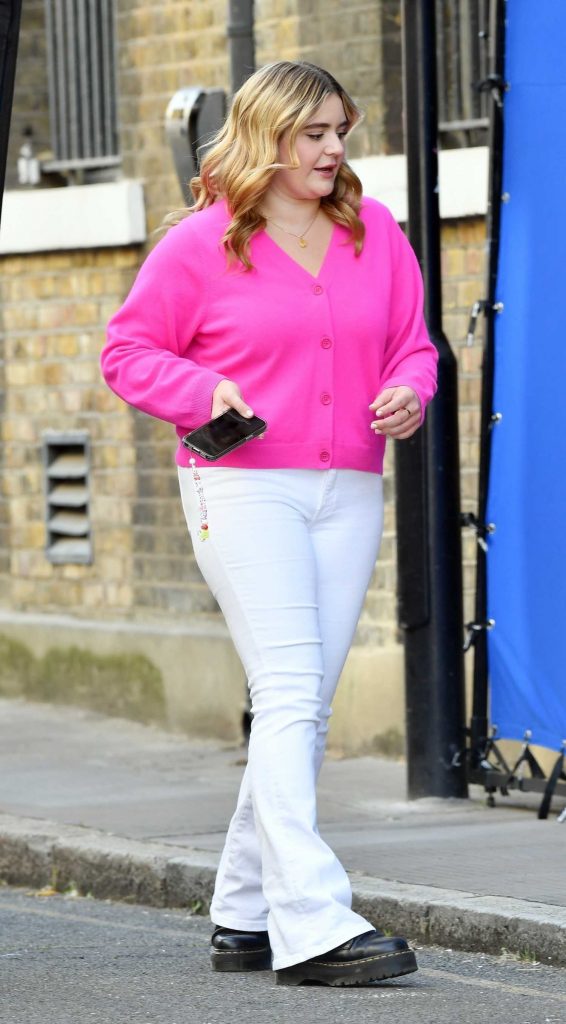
[210,926,272,972]
[275,928,418,986]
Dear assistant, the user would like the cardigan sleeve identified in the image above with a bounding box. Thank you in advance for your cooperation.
[101,222,224,428]
[379,212,438,421]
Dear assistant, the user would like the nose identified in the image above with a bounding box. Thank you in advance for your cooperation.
[325,132,345,158]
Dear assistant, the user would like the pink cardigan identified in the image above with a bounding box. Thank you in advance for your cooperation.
[102,196,438,473]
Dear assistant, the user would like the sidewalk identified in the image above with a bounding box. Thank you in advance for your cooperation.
[1,697,565,965]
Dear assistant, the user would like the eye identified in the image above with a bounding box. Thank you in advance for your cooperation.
[307,133,323,140]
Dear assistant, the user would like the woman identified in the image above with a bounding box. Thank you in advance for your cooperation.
[101,60,438,987]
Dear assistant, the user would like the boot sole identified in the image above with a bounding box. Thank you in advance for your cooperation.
[276,948,418,986]
[211,946,272,972]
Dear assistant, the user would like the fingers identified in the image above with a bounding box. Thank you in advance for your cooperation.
[211,379,254,420]
[386,421,419,440]
[369,385,421,440]
[370,395,401,418]
[370,386,421,420]
[230,394,254,418]
[371,408,420,438]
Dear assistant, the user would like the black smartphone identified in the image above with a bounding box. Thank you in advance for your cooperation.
[181,408,267,461]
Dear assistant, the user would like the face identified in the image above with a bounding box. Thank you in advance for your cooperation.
[270,93,349,201]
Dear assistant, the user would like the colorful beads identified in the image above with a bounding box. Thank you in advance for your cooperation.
[189,457,210,542]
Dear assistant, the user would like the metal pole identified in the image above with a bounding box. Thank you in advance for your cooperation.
[398,0,468,799]
[0,0,23,223]
[227,0,255,96]
[469,0,507,767]
[227,0,255,746]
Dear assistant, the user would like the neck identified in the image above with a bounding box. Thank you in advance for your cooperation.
[260,190,321,228]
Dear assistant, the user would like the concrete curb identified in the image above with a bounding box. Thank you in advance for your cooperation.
[1,813,565,966]
[351,874,566,967]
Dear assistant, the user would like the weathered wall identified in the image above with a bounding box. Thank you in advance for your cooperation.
[257,0,404,158]
[117,0,230,232]
[115,0,404,231]
[0,0,486,751]
[0,221,485,715]
[0,250,138,613]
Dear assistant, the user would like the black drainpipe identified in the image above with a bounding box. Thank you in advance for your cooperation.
[227,0,255,96]
[398,0,468,799]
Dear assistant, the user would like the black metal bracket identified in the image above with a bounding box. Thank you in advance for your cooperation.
[466,298,504,345]
[475,73,508,108]
[461,512,496,553]
[463,618,495,653]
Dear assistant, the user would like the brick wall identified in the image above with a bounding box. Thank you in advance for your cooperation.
[255,0,403,158]
[355,218,485,647]
[117,0,231,233]
[0,221,485,635]
[0,250,140,614]
[442,219,486,628]
[108,1,231,621]
[301,1,385,159]
[115,0,401,230]
[256,0,387,159]
[1,0,485,655]
[128,408,216,618]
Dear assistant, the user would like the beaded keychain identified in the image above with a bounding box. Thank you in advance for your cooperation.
[189,457,210,541]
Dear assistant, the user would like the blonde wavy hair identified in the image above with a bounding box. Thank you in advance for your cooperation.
[162,61,365,270]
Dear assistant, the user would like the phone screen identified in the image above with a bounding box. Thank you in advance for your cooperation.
[182,409,267,460]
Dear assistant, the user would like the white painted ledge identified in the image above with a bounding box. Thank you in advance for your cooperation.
[0,179,147,254]
[0,149,487,256]
[350,146,489,222]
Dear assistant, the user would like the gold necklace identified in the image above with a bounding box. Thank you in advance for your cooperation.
[264,208,320,248]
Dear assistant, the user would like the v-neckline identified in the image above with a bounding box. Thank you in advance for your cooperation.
[259,220,338,282]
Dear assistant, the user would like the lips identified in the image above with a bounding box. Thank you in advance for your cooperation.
[315,165,337,172]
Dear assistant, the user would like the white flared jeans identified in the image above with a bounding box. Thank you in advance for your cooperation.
[178,466,384,970]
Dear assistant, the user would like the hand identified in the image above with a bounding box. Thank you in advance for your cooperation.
[369,386,421,440]
[211,379,254,419]
[211,379,265,438]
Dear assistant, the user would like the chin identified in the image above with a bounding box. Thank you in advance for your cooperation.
[307,182,334,198]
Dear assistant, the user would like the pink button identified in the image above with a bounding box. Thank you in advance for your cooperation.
[321,337,332,349]
[313,284,323,295]
[320,392,332,405]
[319,450,330,462]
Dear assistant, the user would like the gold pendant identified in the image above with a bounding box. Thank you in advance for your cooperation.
[298,237,307,248]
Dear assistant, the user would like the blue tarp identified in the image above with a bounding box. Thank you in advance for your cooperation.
[486,0,566,750]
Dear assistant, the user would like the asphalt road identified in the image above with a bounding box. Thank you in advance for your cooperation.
[1,887,565,1024]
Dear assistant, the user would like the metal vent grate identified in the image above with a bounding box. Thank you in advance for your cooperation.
[43,432,92,564]
[43,0,119,171]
